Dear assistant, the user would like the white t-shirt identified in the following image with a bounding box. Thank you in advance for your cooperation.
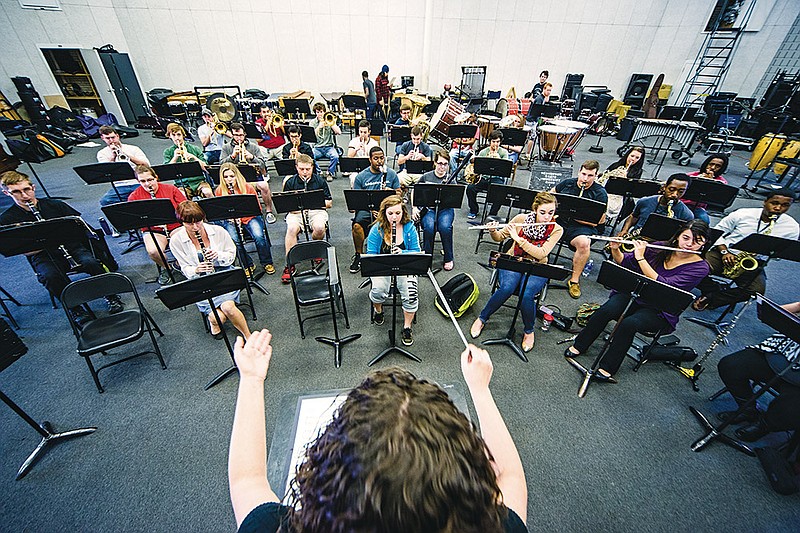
[96,143,150,186]
[347,137,379,158]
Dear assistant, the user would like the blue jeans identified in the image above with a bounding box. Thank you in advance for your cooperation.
[366,103,377,119]
[690,206,710,224]
[100,184,139,206]
[479,271,547,334]
[223,218,273,267]
[421,208,454,262]
[313,145,339,175]
[449,147,472,172]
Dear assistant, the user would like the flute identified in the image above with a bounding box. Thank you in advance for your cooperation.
[590,235,702,254]
[468,221,554,230]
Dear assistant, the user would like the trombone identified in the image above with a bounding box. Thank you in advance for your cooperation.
[590,235,701,254]
[323,111,337,127]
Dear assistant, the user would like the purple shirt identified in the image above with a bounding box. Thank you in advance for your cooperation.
[617,245,710,331]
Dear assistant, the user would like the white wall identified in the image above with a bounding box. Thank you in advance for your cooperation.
[0,0,796,110]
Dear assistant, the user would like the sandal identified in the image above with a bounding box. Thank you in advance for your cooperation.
[522,331,535,352]
[692,296,710,311]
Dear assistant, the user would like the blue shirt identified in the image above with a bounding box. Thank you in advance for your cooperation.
[363,78,377,104]
[354,167,400,190]
[631,195,694,230]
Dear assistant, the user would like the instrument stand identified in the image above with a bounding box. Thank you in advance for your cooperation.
[483,257,569,362]
[156,269,248,390]
[314,246,361,368]
[566,261,694,397]
[689,296,800,456]
[360,253,432,366]
[198,195,270,307]
[102,200,180,284]
[73,162,143,253]
[413,182,466,272]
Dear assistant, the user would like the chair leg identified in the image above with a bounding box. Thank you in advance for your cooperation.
[339,289,351,329]
[51,293,58,310]
[84,357,104,393]
[143,308,164,337]
[708,386,729,402]
[294,300,306,339]
[146,322,167,369]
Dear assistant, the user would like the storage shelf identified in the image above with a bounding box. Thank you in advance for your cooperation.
[65,96,101,100]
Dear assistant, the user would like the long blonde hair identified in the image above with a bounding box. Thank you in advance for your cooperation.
[216,162,248,195]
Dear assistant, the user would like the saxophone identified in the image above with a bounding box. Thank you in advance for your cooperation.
[722,215,776,279]
[465,147,501,184]
[597,165,628,187]
[666,199,674,218]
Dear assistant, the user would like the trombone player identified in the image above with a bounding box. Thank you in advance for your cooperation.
[310,102,342,182]
[255,105,286,161]
[198,107,231,164]
[164,122,213,198]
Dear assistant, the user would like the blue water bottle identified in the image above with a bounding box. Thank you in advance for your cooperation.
[581,259,594,277]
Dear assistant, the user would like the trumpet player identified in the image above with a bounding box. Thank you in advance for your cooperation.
[97,125,150,207]
[255,105,286,161]
[466,130,509,220]
[198,108,231,164]
[0,171,123,322]
[164,123,212,199]
[396,125,432,186]
[281,125,314,161]
[616,173,693,237]
[694,189,798,312]
[346,120,379,185]
[170,201,252,340]
[221,123,276,224]
[310,102,342,182]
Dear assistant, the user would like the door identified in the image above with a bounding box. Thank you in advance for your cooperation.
[101,52,148,124]
[80,49,127,125]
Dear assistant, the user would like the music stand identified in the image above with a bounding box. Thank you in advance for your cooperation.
[1,335,96,480]
[638,213,684,241]
[565,261,694,397]
[473,157,514,180]
[343,189,396,216]
[339,157,370,174]
[682,179,738,212]
[271,189,327,243]
[155,268,248,390]
[283,98,312,119]
[197,195,269,300]
[448,124,478,141]
[73,162,143,253]
[341,94,367,113]
[151,162,206,196]
[405,160,434,174]
[553,193,606,227]
[483,256,570,362]
[207,164,259,185]
[413,183,466,270]
[102,199,179,284]
[389,126,411,145]
[243,122,262,139]
[273,159,297,177]
[604,178,662,235]
[497,127,528,148]
[297,125,316,144]
[360,253,433,366]
[689,295,800,456]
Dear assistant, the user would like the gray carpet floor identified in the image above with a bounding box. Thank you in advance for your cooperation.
[1,125,798,532]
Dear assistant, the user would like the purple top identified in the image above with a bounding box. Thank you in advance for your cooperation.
[617,245,710,331]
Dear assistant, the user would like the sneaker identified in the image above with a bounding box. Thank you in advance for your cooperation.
[244,265,255,278]
[401,327,414,346]
[373,310,385,325]
[264,264,276,275]
[326,172,334,182]
[157,269,172,286]
[105,295,124,314]
[265,212,277,224]
[467,212,477,220]
[349,254,361,273]
[568,280,581,299]
[281,265,295,284]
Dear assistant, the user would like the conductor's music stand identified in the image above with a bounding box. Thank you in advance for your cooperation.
[151,162,205,193]
[197,195,269,300]
[565,261,695,397]
[339,157,370,174]
[360,253,433,366]
[483,256,570,362]
[413,183,465,270]
[1,332,96,480]
[271,189,327,243]
[102,199,179,284]
[689,295,800,456]
[207,164,259,185]
[155,268,248,390]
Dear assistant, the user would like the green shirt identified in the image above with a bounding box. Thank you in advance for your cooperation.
[162,143,208,189]
[310,118,335,147]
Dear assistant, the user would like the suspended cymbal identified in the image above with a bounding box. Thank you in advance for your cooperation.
[206,93,237,122]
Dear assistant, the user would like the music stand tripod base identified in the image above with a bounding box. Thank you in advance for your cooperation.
[688,406,755,456]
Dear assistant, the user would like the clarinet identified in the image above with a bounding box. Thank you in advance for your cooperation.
[149,187,169,233]
[227,183,244,233]
[390,221,397,254]
[26,201,80,269]
[380,165,387,190]
[194,229,215,275]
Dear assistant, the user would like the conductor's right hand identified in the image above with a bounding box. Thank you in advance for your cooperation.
[461,344,493,392]
[233,329,273,381]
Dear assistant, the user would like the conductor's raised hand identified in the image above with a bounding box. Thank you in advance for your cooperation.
[461,344,493,392]
[234,329,273,381]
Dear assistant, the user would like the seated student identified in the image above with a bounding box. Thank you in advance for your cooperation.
[415,149,458,271]
[0,170,123,322]
[170,201,251,340]
[396,125,433,186]
[683,154,729,224]
[280,154,333,284]
[97,125,151,207]
[470,192,563,352]
[215,162,275,276]
[597,146,645,222]
[366,195,421,347]
[466,130,510,219]
[716,301,800,442]
[564,219,710,382]
[346,119,379,186]
[254,105,286,161]
[615,173,694,238]
[220,122,277,224]
[127,164,187,286]
[310,102,342,182]
[392,103,413,155]
[163,122,212,199]
[449,119,479,172]
[280,124,315,162]
[349,146,400,274]
[197,107,231,164]
[228,331,528,532]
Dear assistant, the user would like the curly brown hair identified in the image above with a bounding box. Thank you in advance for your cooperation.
[286,367,505,532]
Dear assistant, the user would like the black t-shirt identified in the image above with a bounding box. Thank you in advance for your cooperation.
[280,142,314,160]
[238,502,529,533]
[0,198,79,226]
[554,178,608,205]
[282,174,332,201]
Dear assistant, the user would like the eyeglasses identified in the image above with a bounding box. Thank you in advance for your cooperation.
[8,187,34,195]
[435,161,449,166]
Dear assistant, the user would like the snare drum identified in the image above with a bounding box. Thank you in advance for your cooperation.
[428,97,466,146]
[538,125,576,159]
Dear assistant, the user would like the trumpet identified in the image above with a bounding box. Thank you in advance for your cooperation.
[25,201,80,269]
[214,121,228,135]
[113,145,129,163]
[590,235,702,254]
[289,137,300,159]
[234,141,248,162]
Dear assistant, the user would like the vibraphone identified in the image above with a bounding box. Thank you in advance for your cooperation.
[618,118,704,165]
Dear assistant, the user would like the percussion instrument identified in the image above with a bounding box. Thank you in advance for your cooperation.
[495,98,509,117]
[773,139,800,175]
[549,119,590,153]
[428,97,466,146]
[506,98,532,117]
[477,115,500,143]
[537,125,577,161]
[748,133,788,171]
[618,118,703,164]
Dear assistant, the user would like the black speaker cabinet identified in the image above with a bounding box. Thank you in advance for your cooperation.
[623,74,653,108]
[561,73,584,101]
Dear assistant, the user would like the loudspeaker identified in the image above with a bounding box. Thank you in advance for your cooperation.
[616,117,636,141]
[595,93,613,113]
[623,74,653,108]
[561,73,584,101]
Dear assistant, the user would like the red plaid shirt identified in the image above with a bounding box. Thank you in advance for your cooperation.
[376,74,391,103]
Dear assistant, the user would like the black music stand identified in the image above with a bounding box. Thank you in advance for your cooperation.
[339,157,370,174]
[413,183,466,270]
[344,189,396,217]
[296,125,316,144]
[604,178,662,235]
[448,124,478,142]
[473,157,514,181]
[483,257,570,362]
[283,99,311,119]
[360,253,433,366]
[1,333,96,480]
[271,189,327,243]
[207,164,259,185]
[689,295,800,456]
[405,160,434,174]
[243,122,262,139]
[565,261,695,397]
[314,245,361,368]
[389,126,411,145]
[553,193,605,227]
[682,178,739,214]
[102,199,179,284]
[197,195,268,300]
[497,127,528,149]
[156,268,248,390]
[151,162,206,193]
[273,159,297,177]
[637,213,684,241]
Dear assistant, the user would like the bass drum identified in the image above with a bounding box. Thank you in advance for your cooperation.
[428,97,466,146]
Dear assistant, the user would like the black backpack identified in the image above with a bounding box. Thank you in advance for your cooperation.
[434,273,480,318]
